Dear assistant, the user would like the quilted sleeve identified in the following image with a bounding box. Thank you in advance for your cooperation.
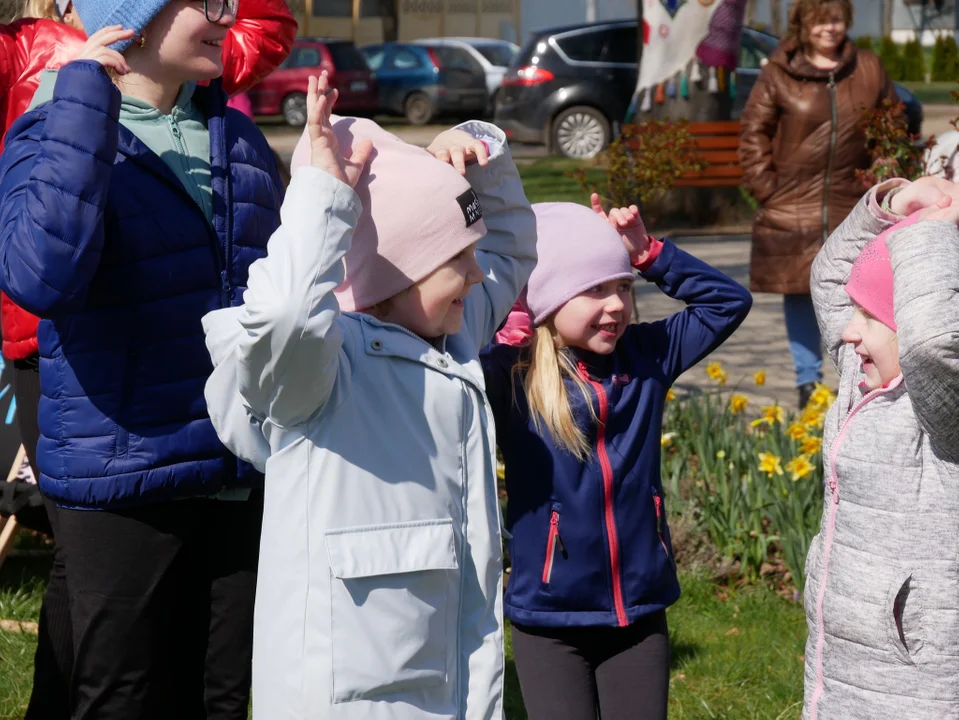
[0,60,120,316]
[738,65,781,205]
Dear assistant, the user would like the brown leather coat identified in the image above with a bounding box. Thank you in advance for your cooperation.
[739,38,897,294]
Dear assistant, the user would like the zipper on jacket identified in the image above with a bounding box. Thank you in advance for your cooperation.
[821,72,838,242]
[165,115,230,307]
[809,375,903,720]
[541,508,565,584]
[652,489,671,561]
[576,362,629,627]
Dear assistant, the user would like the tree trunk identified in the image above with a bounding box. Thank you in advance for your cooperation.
[770,0,782,35]
[382,0,400,42]
[883,0,894,37]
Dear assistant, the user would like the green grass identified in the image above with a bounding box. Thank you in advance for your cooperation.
[901,80,958,105]
[517,157,603,205]
[0,545,805,720]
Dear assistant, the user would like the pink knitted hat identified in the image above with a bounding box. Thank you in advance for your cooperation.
[291,116,487,312]
[526,203,634,326]
[844,213,920,332]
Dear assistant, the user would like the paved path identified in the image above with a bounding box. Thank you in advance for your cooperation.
[636,234,837,410]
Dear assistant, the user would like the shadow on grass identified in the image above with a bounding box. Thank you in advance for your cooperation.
[670,639,699,668]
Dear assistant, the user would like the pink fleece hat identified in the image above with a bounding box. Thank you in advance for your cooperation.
[526,203,634,326]
[845,233,897,331]
[291,116,487,311]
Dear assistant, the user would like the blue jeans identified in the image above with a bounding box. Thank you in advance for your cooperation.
[783,294,823,387]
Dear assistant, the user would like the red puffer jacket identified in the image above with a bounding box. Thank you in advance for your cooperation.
[0,0,297,360]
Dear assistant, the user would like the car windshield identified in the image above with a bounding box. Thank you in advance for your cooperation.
[327,43,369,71]
[474,44,517,67]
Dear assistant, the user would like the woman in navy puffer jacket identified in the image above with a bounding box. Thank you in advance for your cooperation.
[0,0,282,716]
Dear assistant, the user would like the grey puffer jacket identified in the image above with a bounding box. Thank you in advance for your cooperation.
[806,182,959,720]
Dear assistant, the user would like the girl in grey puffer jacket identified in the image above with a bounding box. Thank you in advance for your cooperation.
[806,178,959,720]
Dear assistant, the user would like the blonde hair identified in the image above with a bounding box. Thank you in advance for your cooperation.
[515,325,598,461]
[19,0,60,20]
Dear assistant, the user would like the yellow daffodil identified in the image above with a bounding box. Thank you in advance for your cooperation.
[760,404,785,426]
[754,370,767,386]
[802,407,826,430]
[808,383,836,410]
[666,388,677,402]
[661,432,677,447]
[801,435,823,456]
[716,450,726,459]
[729,394,749,414]
[706,361,727,385]
[758,452,784,477]
[785,455,815,481]
[786,422,807,440]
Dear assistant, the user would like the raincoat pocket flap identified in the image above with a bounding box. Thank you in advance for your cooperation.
[325,519,458,580]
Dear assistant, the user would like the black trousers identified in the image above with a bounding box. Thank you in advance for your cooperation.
[14,356,74,720]
[57,492,263,720]
[511,611,670,720]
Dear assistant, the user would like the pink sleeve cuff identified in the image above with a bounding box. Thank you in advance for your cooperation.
[633,238,664,272]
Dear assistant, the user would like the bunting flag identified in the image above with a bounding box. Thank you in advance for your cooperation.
[628,0,747,119]
[637,0,725,94]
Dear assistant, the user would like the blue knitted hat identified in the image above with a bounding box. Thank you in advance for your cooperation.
[73,0,173,53]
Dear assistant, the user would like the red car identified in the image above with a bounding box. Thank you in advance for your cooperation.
[249,38,378,125]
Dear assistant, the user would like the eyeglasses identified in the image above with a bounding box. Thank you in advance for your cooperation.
[204,0,239,22]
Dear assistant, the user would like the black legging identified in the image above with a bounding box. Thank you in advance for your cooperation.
[510,611,670,720]
[14,355,74,720]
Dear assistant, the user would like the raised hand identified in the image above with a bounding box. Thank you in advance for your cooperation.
[306,73,373,188]
[77,25,135,75]
[426,129,489,176]
[590,193,651,264]
[889,176,959,216]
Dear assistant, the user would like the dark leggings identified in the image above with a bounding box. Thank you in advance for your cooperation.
[511,611,670,720]
[14,355,74,720]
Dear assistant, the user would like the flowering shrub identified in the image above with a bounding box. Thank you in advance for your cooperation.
[567,121,707,214]
[857,98,933,186]
[662,365,835,591]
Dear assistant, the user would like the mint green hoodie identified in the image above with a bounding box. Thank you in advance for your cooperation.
[32,70,213,224]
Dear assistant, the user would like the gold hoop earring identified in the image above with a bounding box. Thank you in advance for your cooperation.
[138,34,146,48]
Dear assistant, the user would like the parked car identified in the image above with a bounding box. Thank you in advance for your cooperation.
[249,38,377,126]
[361,42,489,125]
[415,37,519,111]
[496,21,923,159]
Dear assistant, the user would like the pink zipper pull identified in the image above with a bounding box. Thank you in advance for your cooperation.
[576,361,590,381]
[653,494,663,533]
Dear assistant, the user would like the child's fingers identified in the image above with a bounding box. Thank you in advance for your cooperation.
[450,147,467,175]
[590,193,606,218]
[471,140,489,166]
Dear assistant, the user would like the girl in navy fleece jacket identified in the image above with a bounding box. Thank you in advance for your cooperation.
[482,196,752,719]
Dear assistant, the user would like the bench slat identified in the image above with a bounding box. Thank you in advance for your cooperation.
[697,150,741,163]
[693,136,741,150]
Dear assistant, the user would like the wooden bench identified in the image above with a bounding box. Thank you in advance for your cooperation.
[674,120,743,188]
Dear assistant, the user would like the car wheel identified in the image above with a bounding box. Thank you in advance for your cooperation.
[281,93,308,127]
[405,92,435,125]
[552,106,610,159]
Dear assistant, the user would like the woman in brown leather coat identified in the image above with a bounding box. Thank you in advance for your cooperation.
[739,0,897,407]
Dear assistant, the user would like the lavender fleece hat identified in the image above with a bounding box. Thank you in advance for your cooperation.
[73,0,172,52]
[526,202,634,326]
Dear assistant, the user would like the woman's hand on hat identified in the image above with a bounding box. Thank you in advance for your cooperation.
[426,130,489,176]
[889,176,959,217]
[77,25,134,75]
[307,73,373,188]
[590,193,651,265]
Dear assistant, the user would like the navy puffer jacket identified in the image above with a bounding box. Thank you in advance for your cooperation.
[0,61,282,509]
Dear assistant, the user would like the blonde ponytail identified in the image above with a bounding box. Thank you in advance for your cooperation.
[515,325,598,461]
[19,0,60,20]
